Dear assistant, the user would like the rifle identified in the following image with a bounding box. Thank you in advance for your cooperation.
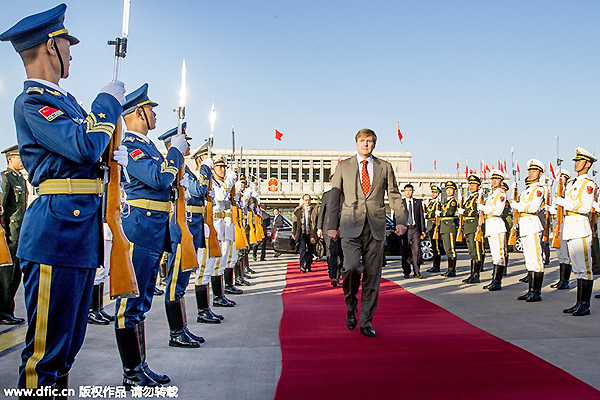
[172,60,198,272]
[231,186,249,250]
[474,187,485,243]
[542,162,552,242]
[508,148,518,245]
[105,0,138,299]
[433,166,440,240]
[205,104,222,258]
[0,207,12,266]
[456,166,464,242]
[248,199,258,245]
[551,135,564,248]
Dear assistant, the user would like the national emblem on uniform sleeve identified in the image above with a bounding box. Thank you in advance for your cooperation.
[500,196,505,202]
[39,105,64,121]
[130,149,144,161]
[587,185,594,195]
[536,190,542,197]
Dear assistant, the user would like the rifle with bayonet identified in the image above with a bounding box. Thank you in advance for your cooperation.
[551,135,564,248]
[508,148,518,246]
[173,60,199,272]
[205,104,222,258]
[456,164,464,242]
[542,161,552,242]
[104,0,138,299]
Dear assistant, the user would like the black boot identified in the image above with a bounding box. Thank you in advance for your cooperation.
[441,258,456,277]
[563,279,582,314]
[557,264,571,290]
[519,273,529,283]
[469,260,481,284]
[526,272,543,302]
[195,285,221,323]
[224,268,243,294]
[212,276,235,307]
[88,284,110,325]
[463,260,474,283]
[483,264,496,289]
[487,264,505,291]
[115,325,159,388]
[504,256,509,276]
[138,321,170,384]
[165,299,200,348]
[427,255,441,272]
[236,262,252,286]
[55,373,68,400]
[517,271,534,300]
[179,298,204,343]
[550,264,565,288]
[97,282,115,322]
[573,279,593,316]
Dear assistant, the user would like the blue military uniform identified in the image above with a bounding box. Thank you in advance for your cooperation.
[158,126,209,348]
[113,84,183,388]
[0,3,121,390]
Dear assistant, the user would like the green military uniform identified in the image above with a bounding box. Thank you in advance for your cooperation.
[0,145,28,324]
[440,181,458,277]
[425,186,444,272]
[461,175,485,283]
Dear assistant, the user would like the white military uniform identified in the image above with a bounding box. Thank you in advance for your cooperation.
[483,187,507,266]
[514,181,546,272]
[206,175,238,277]
[561,173,596,280]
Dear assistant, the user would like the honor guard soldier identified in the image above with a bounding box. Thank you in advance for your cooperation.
[550,170,572,289]
[425,185,443,272]
[233,176,253,286]
[0,145,27,325]
[0,3,127,392]
[192,145,225,324]
[115,84,188,387]
[460,175,484,283]
[158,124,206,348]
[512,159,546,302]
[206,156,242,306]
[439,181,458,277]
[479,170,507,291]
[501,181,512,275]
[556,148,597,316]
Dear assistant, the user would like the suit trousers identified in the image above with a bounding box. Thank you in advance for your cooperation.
[299,233,313,270]
[341,219,384,329]
[325,235,344,279]
[401,226,422,276]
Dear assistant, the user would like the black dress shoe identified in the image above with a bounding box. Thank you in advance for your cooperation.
[88,311,110,325]
[426,266,441,273]
[300,267,306,273]
[153,287,165,296]
[0,315,26,325]
[346,311,357,331]
[360,326,376,337]
[169,331,200,348]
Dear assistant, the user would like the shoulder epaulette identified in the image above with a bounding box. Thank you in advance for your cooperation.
[45,89,62,97]
[123,136,135,143]
[26,86,44,95]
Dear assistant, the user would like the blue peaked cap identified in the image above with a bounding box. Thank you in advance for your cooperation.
[158,122,192,142]
[0,4,79,53]
[122,83,159,116]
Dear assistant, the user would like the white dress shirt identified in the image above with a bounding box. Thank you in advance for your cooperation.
[356,154,373,186]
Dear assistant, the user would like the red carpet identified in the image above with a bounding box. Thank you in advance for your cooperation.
[275,262,600,400]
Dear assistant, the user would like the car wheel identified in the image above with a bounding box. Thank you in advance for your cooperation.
[421,239,434,261]
[514,237,524,253]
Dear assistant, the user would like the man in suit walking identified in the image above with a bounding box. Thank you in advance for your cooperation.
[293,194,318,272]
[401,184,426,279]
[318,180,344,287]
[327,129,406,337]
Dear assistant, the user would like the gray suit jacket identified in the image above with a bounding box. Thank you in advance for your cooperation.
[327,155,405,241]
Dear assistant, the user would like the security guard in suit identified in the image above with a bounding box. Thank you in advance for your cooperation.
[1,3,127,392]
[460,175,484,283]
[115,84,189,387]
[158,124,206,348]
[557,147,597,316]
[0,145,27,325]
[439,181,458,277]
[425,185,443,272]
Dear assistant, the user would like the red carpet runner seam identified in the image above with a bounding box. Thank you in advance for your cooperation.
[275,262,600,400]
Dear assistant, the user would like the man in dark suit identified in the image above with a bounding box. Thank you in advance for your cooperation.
[400,184,425,279]
[292,194,318,272]
[327,129,406,337]
[272,208,284,258]
[317,181,344,287]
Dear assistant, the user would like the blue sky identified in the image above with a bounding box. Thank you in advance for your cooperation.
[0,1,598,175]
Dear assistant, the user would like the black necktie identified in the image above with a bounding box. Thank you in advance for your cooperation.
[408,200,414,225]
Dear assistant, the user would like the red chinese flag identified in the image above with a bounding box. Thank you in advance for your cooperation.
[485,164,491,172]
[397,124,403,143]
[498,160,502,171]
[465,164,469,180]
[275,130,283,141]
[456,158,460,171]
[410,160,412,171]
[504,159,507,173]
[549,162,556,179]
[434,158,437,171]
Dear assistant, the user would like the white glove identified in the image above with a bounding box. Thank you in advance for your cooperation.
[208,187,215,199]
[113,145,128,168]
[545,205,557,215]
[180,173,189,190]
[100,80,126,105]
[594,201,600,213]
[478,204,489,214]
[457,208,465,215]
[202,157,214,169]
[184,189,191,201]
[204,223,210,238]
[512,181,518,191]
[554,196,566,208]
[512,201,524,212]
[171,135,189,155]
[435,210,441,217]
[225,169,236,184]
[235,181,243,192]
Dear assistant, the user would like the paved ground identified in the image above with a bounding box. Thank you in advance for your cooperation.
[1,249,599,399]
